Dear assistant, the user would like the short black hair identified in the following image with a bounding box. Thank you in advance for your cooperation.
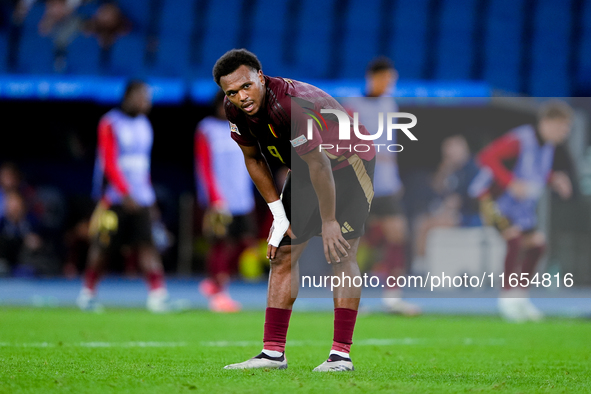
[212,49,262,86]
[367,56,395,74]
[123,79,147,100]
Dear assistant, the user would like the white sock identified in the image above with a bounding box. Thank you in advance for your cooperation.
[329,349,350,359]
[262,349,283,357]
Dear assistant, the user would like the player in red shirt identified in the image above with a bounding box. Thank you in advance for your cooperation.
[214,49,375,371]
[77,81,170,313]
[470,100,573,322]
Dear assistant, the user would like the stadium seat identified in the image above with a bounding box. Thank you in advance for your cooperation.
[340,0,381,79]
[66,35,101,75]
[529,0,571,96]
[390,0,430,79]
[21,3,45,35]
[576,0,591,93]
[435,0,478,80]
[108,34,146,77]
[198,0,241,77]
[152,35,190,77]
[293,0,337,79]
[483,0,524,93]
[117,0,151,33]
[150,0,195,77]
[15,3,54,74]
[17,34,55,74]
[0,33,7,73]
[248,0,290,77]
[159,0,195,36]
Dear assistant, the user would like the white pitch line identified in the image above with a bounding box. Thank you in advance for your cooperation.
[0,341,187,348]
[0,338,506,348]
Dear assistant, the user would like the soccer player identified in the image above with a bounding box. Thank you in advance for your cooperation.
[195,91,256,313]
[76,80,170,313]
[213,49,375,371]
[469,100,573,322]
[345,57,420,315]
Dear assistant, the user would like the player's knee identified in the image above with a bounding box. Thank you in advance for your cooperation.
[528,232,546,248]
[502,226,522,241]
[269,246,291,268]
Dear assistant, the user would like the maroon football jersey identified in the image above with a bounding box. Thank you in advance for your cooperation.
[225,76,375,173]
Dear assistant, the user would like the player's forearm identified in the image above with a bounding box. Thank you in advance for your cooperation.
[308,159,337,223]
[244,156,280,203]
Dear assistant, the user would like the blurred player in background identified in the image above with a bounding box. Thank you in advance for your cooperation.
[414,135,481,261]
[195,91,256,313]
[77,80,170,313]
[469,100,574,322]
[345,58,420,315]
[214,49,375,372]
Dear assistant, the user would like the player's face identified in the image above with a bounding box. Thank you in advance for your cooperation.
[442,135,470,166]
[126,86,152,115]
[539,117,571,145]
[366,69,396,97]
[220,65,265,116]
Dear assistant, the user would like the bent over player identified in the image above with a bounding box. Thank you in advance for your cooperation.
[469,100,573,322]
[214,49,375,371]
[77,80,170,313]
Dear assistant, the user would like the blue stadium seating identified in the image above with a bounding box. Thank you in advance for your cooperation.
[390,0,430,79]
[109,34,146,77]
[293,0,337,79]
[17,34,54,74]
[435,0,478,80]
[483,0,524,93]
[150,0,195,77]
[21,3,44,35]
[66,35,101,75]
[576,0,591,92]
[152,35,190,77]
[248,0,290,77]
[0,33,7,73]
[529,0,571,96]
[159,0,195,35]
[340,0,381,78]
[199,0,242,77]
[117,0,151,33]
[15,3,54,74]
[2,0,588,96]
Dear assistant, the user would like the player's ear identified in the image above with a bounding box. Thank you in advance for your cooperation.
[258,70,264,85]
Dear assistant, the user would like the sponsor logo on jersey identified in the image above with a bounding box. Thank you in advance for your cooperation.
[290,135,308,148]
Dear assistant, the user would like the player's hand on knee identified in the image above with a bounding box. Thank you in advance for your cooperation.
[267,223,295,260]
[321,220,350,264]
[266,200,296,259]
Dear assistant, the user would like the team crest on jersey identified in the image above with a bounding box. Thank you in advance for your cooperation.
[229,122,240,135]
[290,134,308,147]
[283,78,293,84]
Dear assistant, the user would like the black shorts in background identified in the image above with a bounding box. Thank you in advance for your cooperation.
[91,204,154,250]
[370,193,405,217]
[279,156,375,247]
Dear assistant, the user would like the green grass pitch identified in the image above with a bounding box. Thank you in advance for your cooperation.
[1,307,590,393]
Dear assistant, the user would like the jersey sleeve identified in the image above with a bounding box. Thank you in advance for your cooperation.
[289,99,322,156]
[97,118,130,196]
[476,132,521,188]
[224,99,257,147]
